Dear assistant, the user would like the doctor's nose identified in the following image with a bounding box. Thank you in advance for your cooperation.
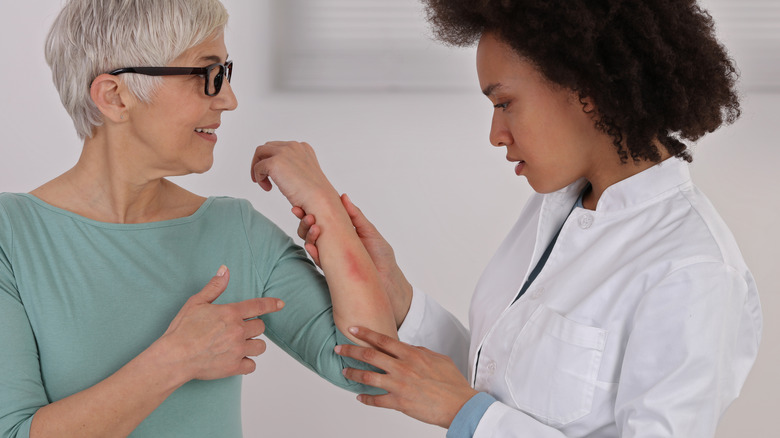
[489,114,513,147]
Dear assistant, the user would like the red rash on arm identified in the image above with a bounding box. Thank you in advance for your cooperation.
[343,249,370,283]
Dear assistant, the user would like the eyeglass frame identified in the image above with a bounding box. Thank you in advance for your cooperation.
[107,61,233,97]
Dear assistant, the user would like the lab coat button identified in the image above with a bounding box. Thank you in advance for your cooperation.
[579,213,594,229]
[487,361,497,374]
[529,287,544,299]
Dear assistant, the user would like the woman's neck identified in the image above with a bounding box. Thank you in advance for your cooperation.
[31,133,204,223]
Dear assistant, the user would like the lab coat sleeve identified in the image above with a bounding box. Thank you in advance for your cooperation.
[614,261,761,437]
[473,403,568,438]
[398,288,470,376]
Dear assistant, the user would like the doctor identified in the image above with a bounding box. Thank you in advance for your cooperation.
[253,0,762,437]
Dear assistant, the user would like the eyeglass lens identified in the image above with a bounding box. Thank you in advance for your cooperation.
[206,62,233,96]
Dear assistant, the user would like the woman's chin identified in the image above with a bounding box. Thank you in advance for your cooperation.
[171,159,215,177]
[192,155,215,174]
[192,163,214,175]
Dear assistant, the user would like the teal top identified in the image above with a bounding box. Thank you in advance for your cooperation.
[0,193,377,438]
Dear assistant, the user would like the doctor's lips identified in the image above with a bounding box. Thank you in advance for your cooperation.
[507,156,526,175]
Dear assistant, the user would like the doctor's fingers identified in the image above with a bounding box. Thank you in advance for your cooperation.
[354,392,396,410]
[336,343,402,373]
[345,326,423,360]
[342,366,388,390]
[294,212,319,242]
[303,240,321,267]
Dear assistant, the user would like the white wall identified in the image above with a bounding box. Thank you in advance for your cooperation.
[1,1,776,437]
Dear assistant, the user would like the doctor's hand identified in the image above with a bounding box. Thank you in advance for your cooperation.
[335,326,478,428]
[250,141,339,212]
[292,194,413,328]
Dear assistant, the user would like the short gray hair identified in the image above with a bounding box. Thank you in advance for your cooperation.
[45,0,229,139]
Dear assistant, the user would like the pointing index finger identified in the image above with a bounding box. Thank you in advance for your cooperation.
[239,297,285,320]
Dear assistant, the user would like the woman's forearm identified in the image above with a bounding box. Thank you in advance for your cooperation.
[294,194,413,329]
[305,191,398,344]
[250,141,398,344]
[30,340,186,438]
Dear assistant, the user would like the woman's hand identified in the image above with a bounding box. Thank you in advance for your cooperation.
[335,326,478,428]
[292,194,413,328]
[250,141,339,212]
[160,265,285,381]
[30,266,285,438]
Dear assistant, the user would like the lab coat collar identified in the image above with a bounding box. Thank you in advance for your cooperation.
[596,157,691,212]
[535,179,589,252]
[545,157,691,214]
[527,158,690,287]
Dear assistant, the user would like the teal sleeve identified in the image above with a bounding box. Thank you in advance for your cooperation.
[238,200,383,395]
[447,392,497,438]
[0,200,44,438]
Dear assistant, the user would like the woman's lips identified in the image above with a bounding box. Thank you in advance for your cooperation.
[195,131,218,142]
[514,161,525,175]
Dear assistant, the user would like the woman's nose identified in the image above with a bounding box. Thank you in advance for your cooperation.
[214,80,238,111]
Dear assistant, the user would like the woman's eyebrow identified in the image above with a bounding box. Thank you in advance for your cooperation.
[198,54,228,64]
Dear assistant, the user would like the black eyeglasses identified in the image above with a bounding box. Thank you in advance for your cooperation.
[108,61,233,96]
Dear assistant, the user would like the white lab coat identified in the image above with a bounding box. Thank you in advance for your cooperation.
[398,158,762,437]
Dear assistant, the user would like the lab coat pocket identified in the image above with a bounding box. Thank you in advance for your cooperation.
[505,305,607,427]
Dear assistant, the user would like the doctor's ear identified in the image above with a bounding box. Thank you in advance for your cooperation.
[90,73,130,123]
[577,95,597,114]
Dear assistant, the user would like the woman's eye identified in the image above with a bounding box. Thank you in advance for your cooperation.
[493,102,509,110]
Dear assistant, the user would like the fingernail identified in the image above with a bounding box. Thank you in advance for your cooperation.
[277,300,285,309]
[349,327,358,335]
[216,265,227,277]
[342,368,348,376]
[334,345,342,354]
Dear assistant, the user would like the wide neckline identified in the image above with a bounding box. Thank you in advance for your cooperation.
[13,193,216,230]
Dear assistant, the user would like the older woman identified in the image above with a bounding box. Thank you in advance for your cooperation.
[271,0,763,437]
[0,0,395,437]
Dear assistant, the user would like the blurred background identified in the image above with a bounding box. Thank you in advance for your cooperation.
[1,1,776,436]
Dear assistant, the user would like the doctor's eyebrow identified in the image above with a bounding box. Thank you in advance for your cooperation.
[482,83,505,97]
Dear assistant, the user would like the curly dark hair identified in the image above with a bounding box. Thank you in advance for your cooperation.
[422,0,741,163]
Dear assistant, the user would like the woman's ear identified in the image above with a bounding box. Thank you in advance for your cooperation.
[90,74,129,123]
